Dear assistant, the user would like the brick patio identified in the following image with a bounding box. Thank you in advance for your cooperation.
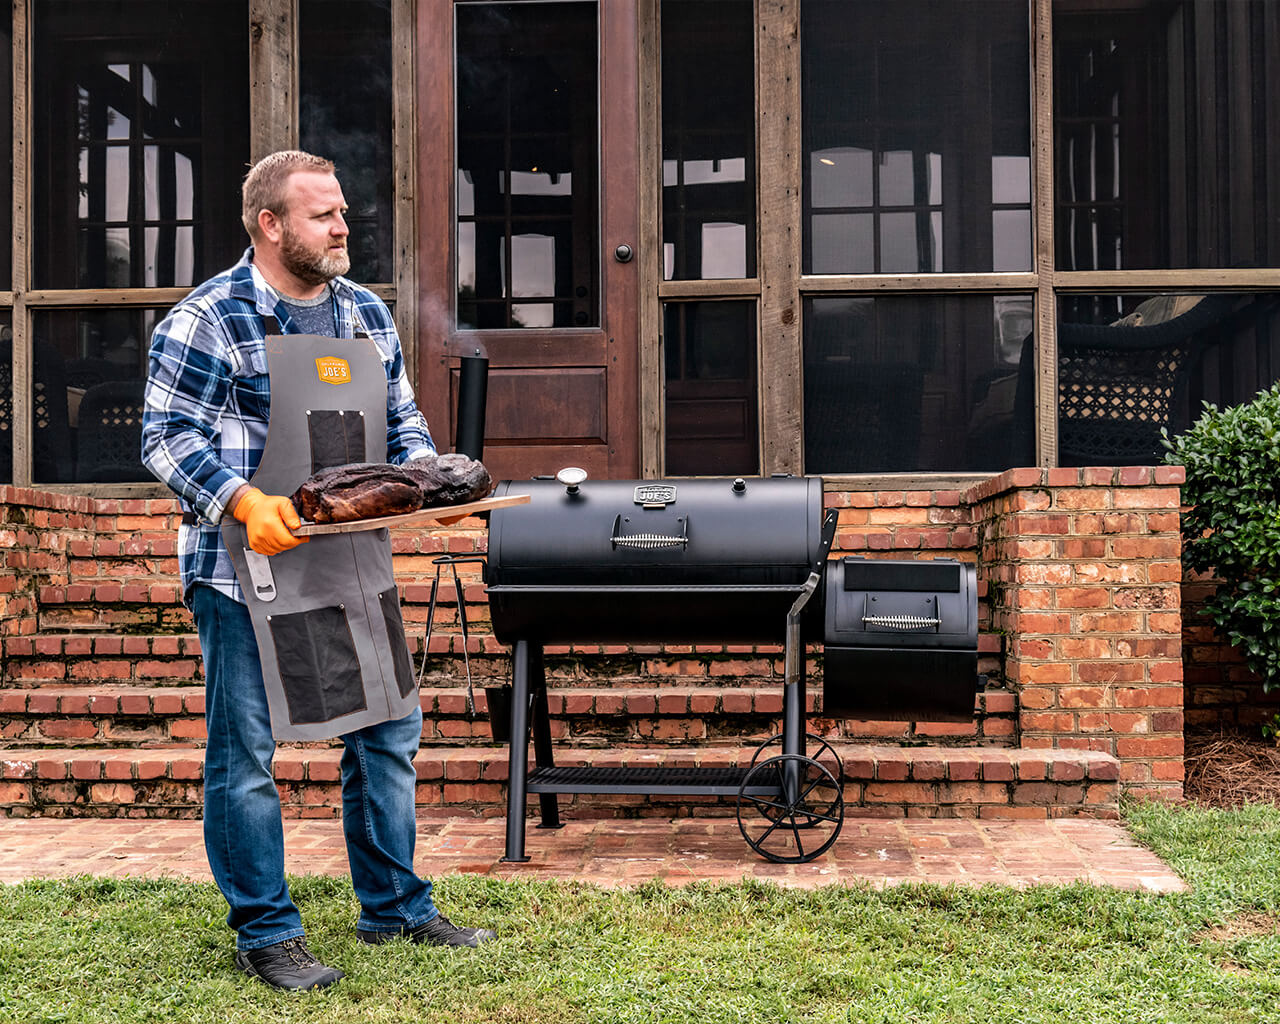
[0,815,1187,892]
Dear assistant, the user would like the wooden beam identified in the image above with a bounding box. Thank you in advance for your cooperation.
[249,0,296,162]
[11,0,30,486]
[801,273,1037,294]
[658,278,762,300]
[391,0,416,380]
[22,288,194,307]
[638,0,662,477]
[1052,268,1280,293]
[1033,0,1056,467]
[757,0,803,476]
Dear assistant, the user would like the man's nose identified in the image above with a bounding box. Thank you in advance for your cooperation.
[331,213,349,237]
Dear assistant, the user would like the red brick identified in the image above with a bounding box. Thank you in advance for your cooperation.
[1021,712,1075,732]
[1115,736,1184,759]
[1018,687,1056,710]
[1059,687,1109,709]
[151,693,184,715]
[90,783,136,805]
[876,759,909,781]
[0,782,33,803]
[1077,662,1146,684]
[70,757,103,780]
[41,719,99,740]
[170,720,208,740]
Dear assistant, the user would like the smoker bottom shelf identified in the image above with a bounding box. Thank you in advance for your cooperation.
[526,764,774,796]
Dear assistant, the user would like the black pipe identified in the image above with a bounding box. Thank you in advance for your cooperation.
[455,352,489,459]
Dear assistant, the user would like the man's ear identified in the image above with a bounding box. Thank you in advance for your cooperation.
[257,208,284,245]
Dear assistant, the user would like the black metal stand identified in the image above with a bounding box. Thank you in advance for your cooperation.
[499,511,841,864]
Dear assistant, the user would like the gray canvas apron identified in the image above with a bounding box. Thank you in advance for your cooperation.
[221,328,419,741]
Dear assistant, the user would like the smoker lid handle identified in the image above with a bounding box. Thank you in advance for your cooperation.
[814,509,838,573]
[610,513,690,550]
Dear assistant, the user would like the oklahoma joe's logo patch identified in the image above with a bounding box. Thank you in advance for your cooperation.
[315,356,352,385]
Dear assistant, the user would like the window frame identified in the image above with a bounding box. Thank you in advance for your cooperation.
[640,0,1280,483]
[4,0,414,494]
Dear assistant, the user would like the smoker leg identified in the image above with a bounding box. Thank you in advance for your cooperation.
[528,643,563,829]
[781,627,806,802]
[502,639,532,862]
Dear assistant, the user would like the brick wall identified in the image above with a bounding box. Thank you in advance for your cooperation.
[1182,570,1280,732]
[0,469,1192,810]
[967,467,1185,799]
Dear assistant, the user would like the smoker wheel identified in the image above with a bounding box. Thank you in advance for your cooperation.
[736,754,844,864]
[748,732,845,793]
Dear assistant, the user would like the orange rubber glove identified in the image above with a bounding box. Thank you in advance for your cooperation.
[232,487,309,556]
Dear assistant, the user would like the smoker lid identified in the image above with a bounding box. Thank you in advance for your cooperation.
[486,474,828,586]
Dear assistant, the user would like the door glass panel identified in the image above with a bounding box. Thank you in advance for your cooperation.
[1058,292,1280,466]
[802,0,1031,274]
[1054,0,1280,270]
[34,1,249,289]
[663,301,758,476]
[300,0,393,283]
[661,0,755,281]
[456,2,598,329]
[804,294,1033,474]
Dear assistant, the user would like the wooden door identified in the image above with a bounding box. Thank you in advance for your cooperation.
[416,1,639,482]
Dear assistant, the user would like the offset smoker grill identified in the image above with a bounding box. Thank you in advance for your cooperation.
[485,469,980,863]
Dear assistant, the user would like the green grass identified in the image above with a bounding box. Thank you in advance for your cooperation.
[3,803,1280,1023]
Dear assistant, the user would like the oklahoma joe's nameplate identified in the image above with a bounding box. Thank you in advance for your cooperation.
[633,484,676,507]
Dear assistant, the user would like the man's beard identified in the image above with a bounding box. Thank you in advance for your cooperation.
[280,221,350,286]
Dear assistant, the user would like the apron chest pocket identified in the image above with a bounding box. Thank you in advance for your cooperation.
[267,605,367,725]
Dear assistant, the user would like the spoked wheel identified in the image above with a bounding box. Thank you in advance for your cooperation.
[749,731,845,791]
[736,753,844,864]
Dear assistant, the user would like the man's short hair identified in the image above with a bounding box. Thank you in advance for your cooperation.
[241,150,335,239]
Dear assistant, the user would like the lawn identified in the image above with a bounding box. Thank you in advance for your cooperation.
[3,802,1279,1024]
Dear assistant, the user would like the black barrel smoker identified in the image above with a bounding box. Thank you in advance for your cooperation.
[484,469,980,863]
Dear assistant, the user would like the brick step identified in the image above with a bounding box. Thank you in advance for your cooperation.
[0,683,1019,748]
[0,743,1119,820]
[4,631,1003,673]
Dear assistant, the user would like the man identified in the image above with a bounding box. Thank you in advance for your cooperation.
[142,150,497,993]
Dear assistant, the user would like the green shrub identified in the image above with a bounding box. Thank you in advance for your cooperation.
[1165,382,1280,691]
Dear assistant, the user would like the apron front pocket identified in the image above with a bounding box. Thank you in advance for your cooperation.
[267,604,367,724]
[306,409,367,472]
[377,586,417,699]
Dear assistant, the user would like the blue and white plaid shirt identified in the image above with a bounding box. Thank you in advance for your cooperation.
[141,248,436,605]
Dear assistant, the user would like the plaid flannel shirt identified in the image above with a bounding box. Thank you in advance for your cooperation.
[141,248,436,605]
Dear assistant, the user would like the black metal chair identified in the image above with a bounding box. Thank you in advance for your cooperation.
[75,379,148,482]
[65,357,125,392]
[0,334,75,484]
[1010,293,1240,466]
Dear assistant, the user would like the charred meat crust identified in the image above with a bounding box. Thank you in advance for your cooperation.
[290,455,493,524]
[403,453,493,507]
[291,462,423,524]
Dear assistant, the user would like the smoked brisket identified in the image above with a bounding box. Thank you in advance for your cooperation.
[403,453,493,506]
[290,455,493,523]
[291,462,423,524]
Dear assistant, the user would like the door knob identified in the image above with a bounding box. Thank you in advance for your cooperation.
[613,243,634,263]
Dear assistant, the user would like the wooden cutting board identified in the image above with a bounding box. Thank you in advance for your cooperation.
[291,493,530,536]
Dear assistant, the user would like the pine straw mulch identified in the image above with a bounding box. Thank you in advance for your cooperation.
[1185,733,1280,808]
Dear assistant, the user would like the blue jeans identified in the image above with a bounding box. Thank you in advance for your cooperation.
[192,584,437,950]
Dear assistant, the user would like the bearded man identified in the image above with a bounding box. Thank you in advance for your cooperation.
[141,150,497,993]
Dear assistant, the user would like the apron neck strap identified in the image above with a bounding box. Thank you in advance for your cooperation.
[262,314,283,335]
